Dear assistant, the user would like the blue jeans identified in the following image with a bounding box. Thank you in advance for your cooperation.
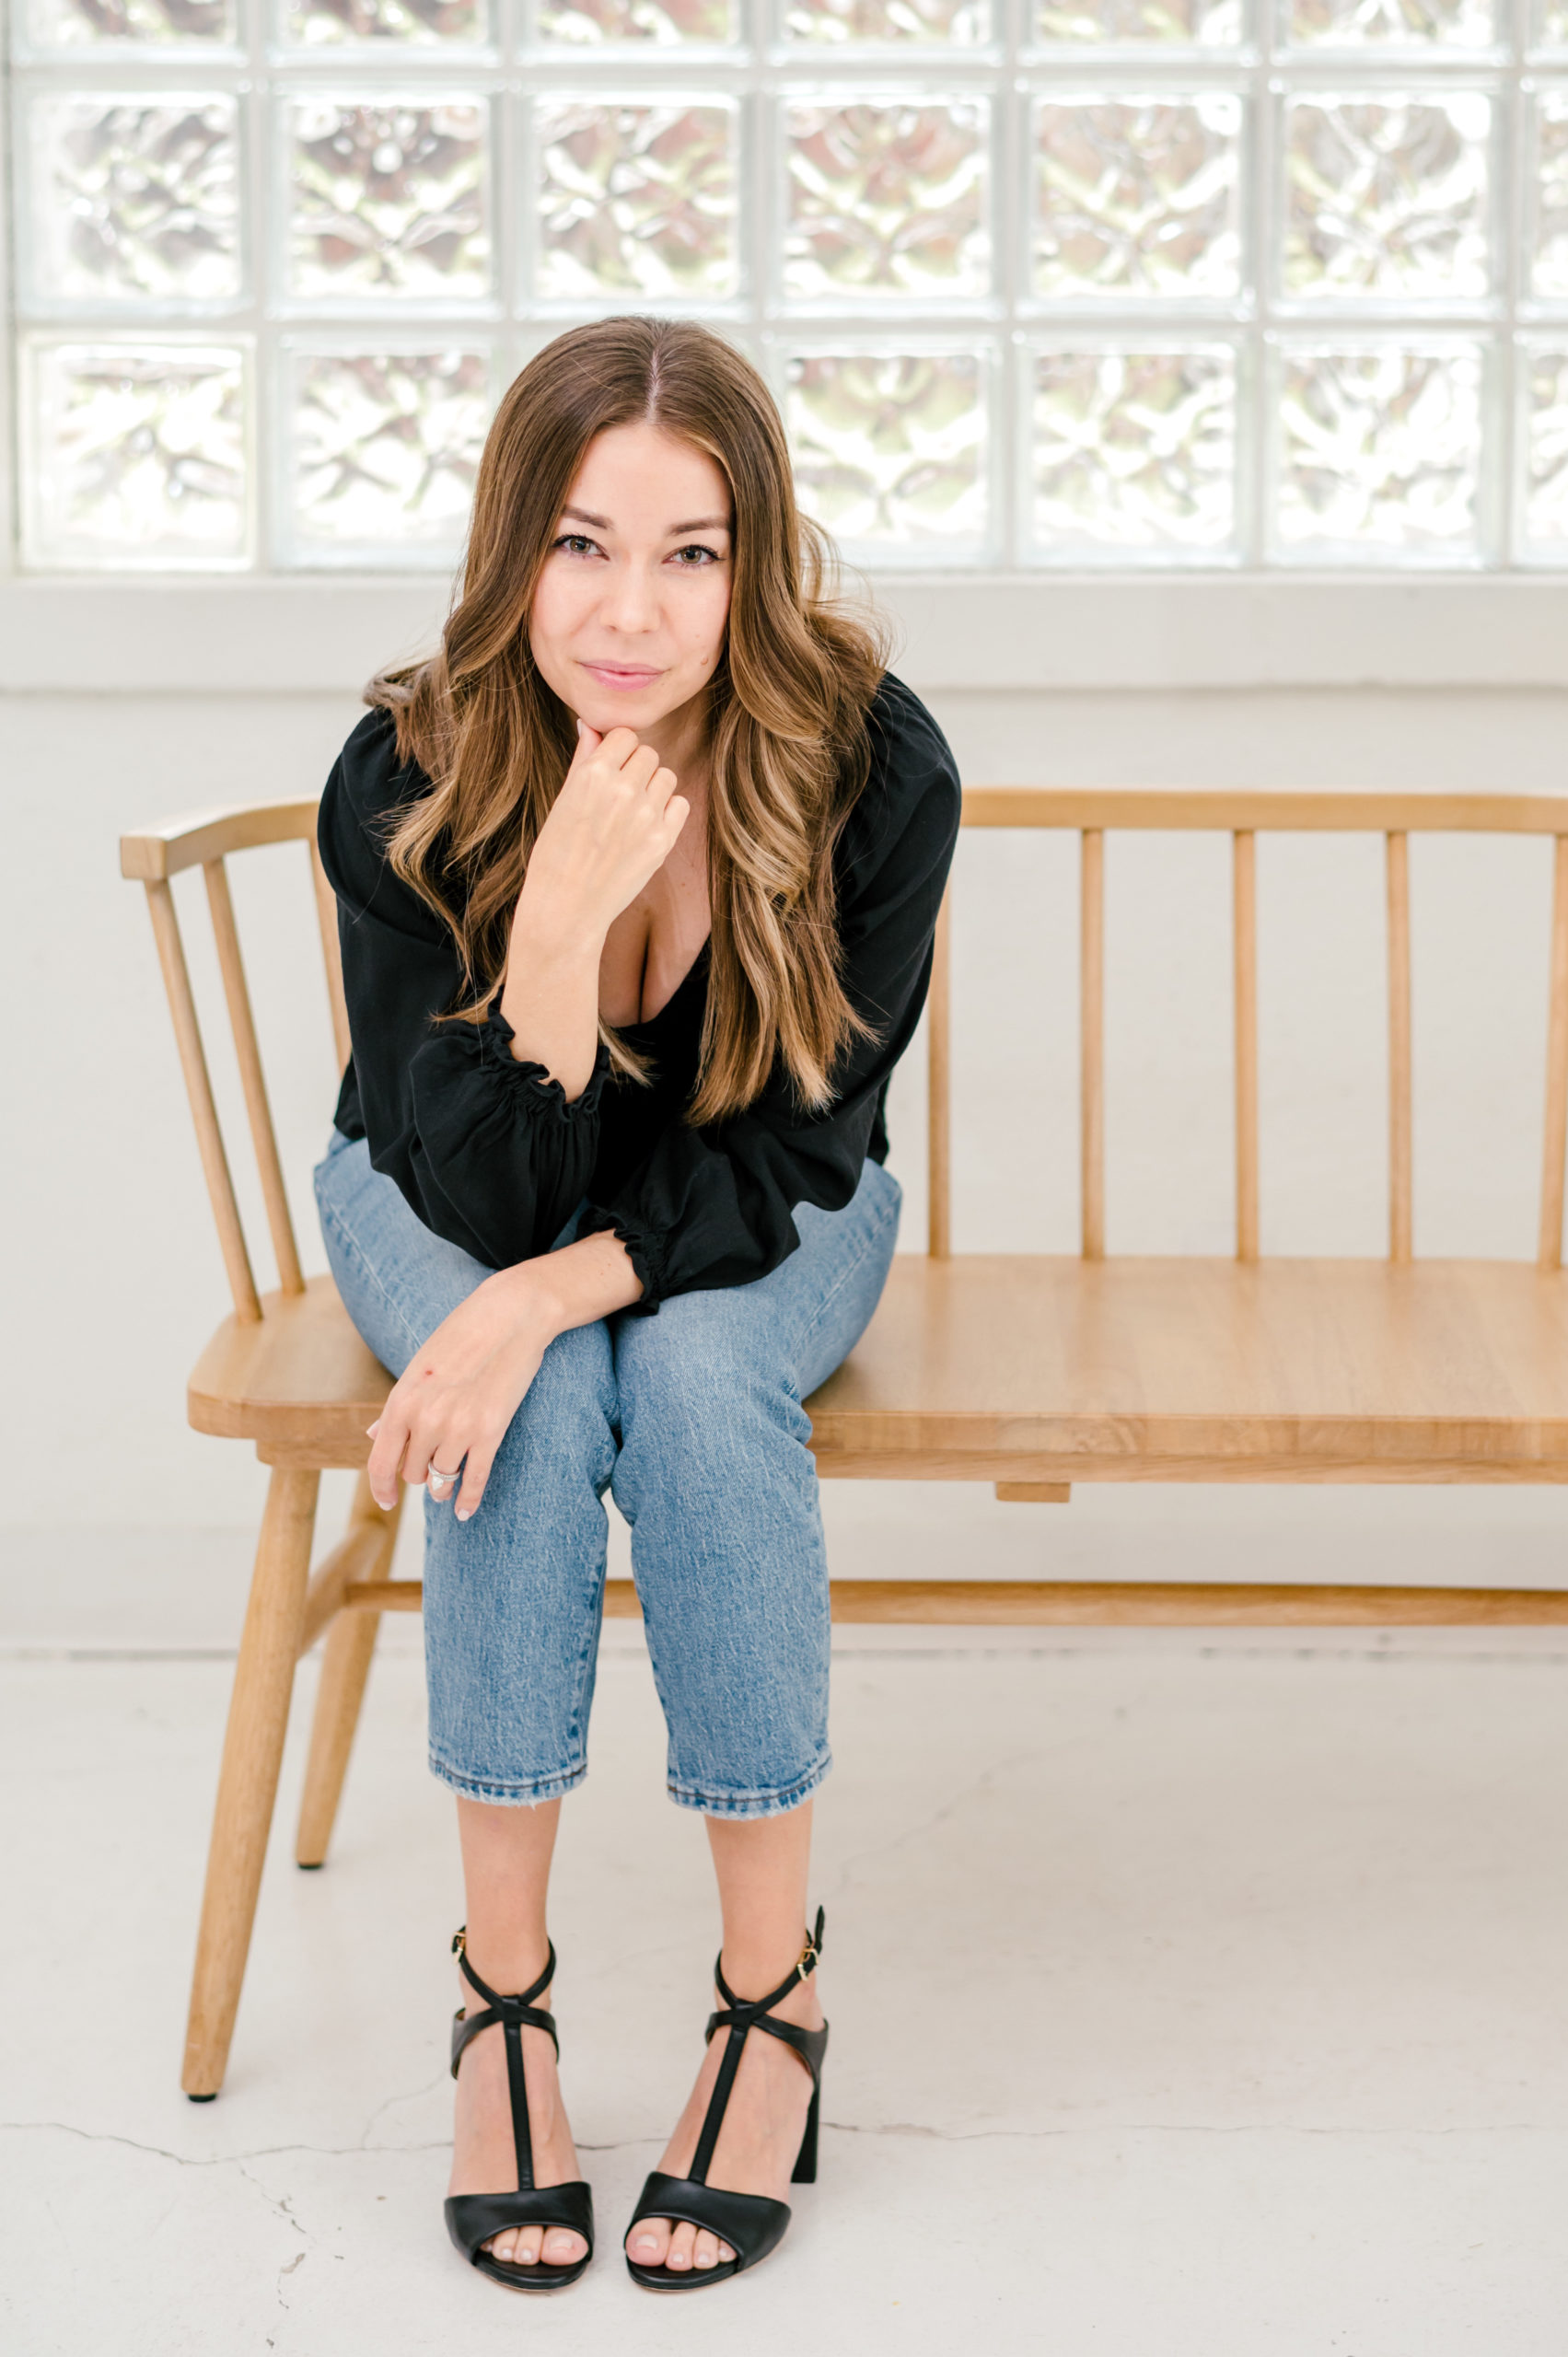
[313,1130,901,1818]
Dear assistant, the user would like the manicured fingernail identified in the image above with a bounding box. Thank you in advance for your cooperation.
[455,1506,472,1522]
[366,1421,380,1435]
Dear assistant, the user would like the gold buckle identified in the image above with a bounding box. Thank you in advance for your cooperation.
[451,1924,467,1959]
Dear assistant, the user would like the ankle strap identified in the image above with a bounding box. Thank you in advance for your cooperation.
[711,1906,825,2026]
[689,1909,826,2189]
[448,1929,560,2194]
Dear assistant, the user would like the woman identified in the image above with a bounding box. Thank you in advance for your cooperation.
[313,315,960,2294]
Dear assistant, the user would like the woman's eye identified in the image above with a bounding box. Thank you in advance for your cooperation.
[554,533,598,556]
[670,543,721,566]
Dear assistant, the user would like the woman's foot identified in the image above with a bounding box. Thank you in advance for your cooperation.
[447,1957,589,2272]
[624,1963,823,2275]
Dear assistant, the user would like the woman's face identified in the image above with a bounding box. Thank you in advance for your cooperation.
[528,421,734,737]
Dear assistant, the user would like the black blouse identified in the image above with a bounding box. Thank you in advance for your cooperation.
[318,672,961,1315]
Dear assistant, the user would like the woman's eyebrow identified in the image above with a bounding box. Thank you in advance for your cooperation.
[558,505,730,535]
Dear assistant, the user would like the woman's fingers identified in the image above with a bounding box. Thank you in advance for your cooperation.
[452,1430,500,1522]
[366,1404,412,1510]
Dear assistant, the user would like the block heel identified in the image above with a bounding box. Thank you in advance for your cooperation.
[625,1907,828,2292]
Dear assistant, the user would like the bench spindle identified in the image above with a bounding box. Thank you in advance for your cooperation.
[203,858,306,1299]
[143,877,263,1325]
[1233,830,1259,1262]
[1081,828,1105,1260]
[927,887,952,1260]
[1539,834,1568,1271]
[310,840,353,1080]
[1386,831,1413,1264]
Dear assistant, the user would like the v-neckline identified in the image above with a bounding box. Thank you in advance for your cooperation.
[620,935,712,1037]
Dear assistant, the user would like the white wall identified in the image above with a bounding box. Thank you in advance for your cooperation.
[7,579,1568,1622]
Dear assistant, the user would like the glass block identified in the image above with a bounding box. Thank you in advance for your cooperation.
[784,0,989,45]
[1521,345,1568,551]
[24,340,248,566]
[1532,93,1568,301]
[1032,95,1242,300]
[1283,93,1492,303]
[537,0,737,43]
[1029,346,1236,553]
[535,100,739,301]
[1287,0,1493,46]
[25,0,237,43]
[288,348,490,554]
[784,349,988,549]
[1274,343,1483,555]
[286,99,491,299]
[784,99,990,302]
[1034,0,1242,44]
[28,94,241,304]
[282,0,486,41]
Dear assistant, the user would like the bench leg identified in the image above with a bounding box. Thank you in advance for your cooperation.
[295,1476,401,1870]
[181,1466,320,2100]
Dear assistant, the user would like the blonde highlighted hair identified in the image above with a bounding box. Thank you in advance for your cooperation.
[370,315,889,1126]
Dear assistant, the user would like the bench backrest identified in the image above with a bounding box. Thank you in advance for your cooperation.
[121,803,346,1325]
[928,792,1568,1272]
[124,787,1568,1321]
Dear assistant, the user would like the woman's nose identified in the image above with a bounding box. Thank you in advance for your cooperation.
[599,561,661,633]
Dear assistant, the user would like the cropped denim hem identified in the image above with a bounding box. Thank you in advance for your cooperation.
[428,1753,589,1808]
[668,1749,832,1821]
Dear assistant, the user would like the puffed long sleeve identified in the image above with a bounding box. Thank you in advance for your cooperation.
[318,708,612,1270]
[576,679,960,1310]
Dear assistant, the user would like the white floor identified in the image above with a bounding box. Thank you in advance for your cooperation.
[6,1498,1568,2353]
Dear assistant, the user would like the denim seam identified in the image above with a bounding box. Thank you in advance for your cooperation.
[666,1747,832,1818]
[316,1185,426,1364]
[427,1754,588,1806]
[794,1181,902,1366]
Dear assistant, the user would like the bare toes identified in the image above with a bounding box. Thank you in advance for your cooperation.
[514,2229,542,2267]
[665,2222,697,2272]
[628,2216,672,2268]
[542,2228,586,2267]
[692,2229,721,2270]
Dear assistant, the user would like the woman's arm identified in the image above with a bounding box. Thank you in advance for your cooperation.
[366,1226,644,1518]
[498,720,687,1097]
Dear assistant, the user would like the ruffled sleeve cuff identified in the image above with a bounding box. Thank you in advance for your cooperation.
[577,1205,670,1316]
[477,999,612,1120]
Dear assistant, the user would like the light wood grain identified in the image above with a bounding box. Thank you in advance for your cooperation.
[804,1253,1568,1471]
[928,888,951,1260]
[1539,835,1568,1271]
[960,789,1568,836]
[994,1482,1073,1503]
[188,1275,391,1453]
[1234,830,1259,1263]
[203,859,305,1297]
[350,1573,1568,1626]
[310,840,353,1079]
[1387,831,1413,1264]
[181,1467,319,2098]
[121,798,319,882]
[145,881,261,1325]
[1081,829,1105,1260]
[296,1476,401,1869]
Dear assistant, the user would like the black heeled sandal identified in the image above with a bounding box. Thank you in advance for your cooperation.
[443,1928,595,2293]
[625,1906,828,2292]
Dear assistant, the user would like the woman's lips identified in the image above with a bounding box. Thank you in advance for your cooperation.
[578,661,664,691]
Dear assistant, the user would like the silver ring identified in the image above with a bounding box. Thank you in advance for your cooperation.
[427,1464,460,1492]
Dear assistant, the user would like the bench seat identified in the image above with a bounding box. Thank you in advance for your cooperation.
[806,1253,1568,1483]
[192,1256,1568,1485]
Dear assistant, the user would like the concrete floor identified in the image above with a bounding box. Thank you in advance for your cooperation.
[6,1498,1568,2354]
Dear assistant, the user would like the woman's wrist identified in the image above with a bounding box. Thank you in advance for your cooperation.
[486,1258,572,1349]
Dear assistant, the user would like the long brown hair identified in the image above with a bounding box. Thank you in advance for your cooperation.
[370,316,889,1125]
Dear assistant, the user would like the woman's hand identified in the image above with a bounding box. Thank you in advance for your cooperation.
[518,722,690,952]
[366,1263,561,1522]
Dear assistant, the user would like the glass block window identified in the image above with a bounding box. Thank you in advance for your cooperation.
[8,1,1568,570]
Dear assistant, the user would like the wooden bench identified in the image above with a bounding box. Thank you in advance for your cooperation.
[122,784,1568,2096]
